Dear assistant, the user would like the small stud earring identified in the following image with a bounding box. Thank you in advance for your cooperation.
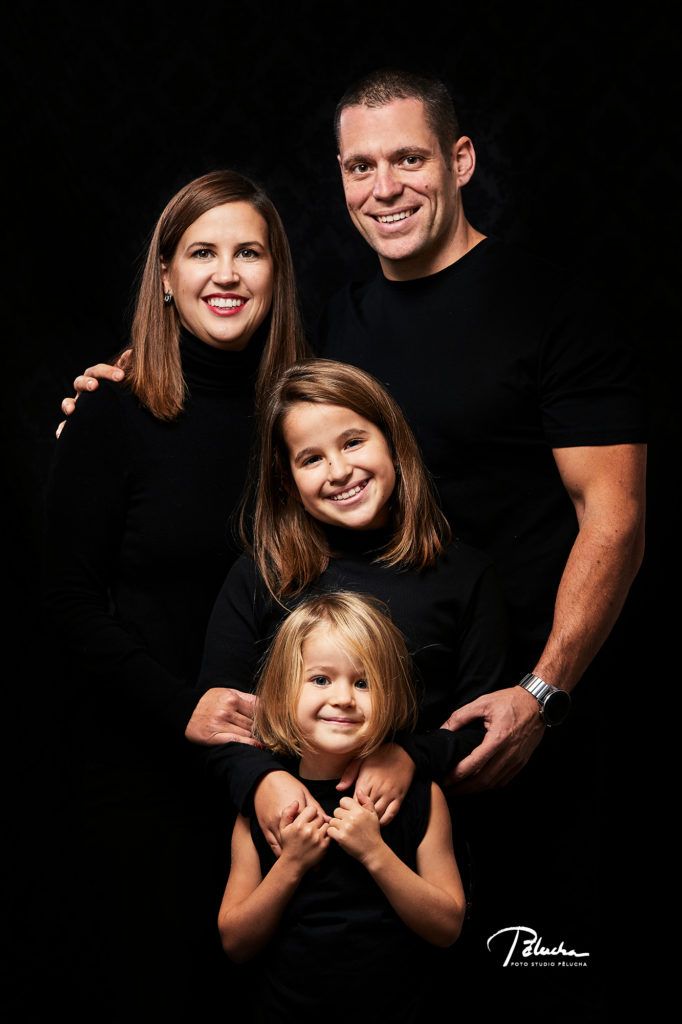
[164,292,173,305]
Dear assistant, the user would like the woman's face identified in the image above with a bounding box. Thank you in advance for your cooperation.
[282,402,396,531]
[162,201,273,351]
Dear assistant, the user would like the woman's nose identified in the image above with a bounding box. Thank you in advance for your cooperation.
[212,257,239,285]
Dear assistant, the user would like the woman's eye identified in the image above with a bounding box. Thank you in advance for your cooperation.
[191,248,213,259]
[237,248,259,259]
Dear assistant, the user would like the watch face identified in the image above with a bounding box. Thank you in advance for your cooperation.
[543,689,571,726]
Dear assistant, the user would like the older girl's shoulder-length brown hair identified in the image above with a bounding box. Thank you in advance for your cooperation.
[253,591,418,759]
[127,169,308,420]
[246,358,451,599]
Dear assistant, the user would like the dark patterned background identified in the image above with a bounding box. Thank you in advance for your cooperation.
[4,4,675,1017]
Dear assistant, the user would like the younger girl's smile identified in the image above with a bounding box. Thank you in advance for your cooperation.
[283,402,396,531]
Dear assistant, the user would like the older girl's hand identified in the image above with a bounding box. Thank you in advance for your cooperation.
[335,743,416,826]
[254,772,330,858]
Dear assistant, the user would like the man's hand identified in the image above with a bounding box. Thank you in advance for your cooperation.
[185,688,261,746]
[442,687,545,793]
[328,789,383,864]
[56,349,132,437]
[335,743,416,825]
[254,772,330,859]
[279,802,330,873]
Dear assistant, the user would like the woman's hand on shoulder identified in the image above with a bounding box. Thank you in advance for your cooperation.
[336,743,416,826]
[56,349,132,437]
[185,687,261,746]
[254,772,331,859]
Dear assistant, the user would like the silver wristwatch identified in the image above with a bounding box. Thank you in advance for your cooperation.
[518,673,571,727]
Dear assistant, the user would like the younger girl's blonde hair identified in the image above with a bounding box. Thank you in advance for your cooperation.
[254,591,419,759]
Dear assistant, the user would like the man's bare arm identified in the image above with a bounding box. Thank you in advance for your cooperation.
[445,443,646,789]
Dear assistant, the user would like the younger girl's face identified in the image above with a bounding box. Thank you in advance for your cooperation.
[282,402,396,530]
[297,623,372,757]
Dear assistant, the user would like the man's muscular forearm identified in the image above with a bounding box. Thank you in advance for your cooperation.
[535,444,646,692]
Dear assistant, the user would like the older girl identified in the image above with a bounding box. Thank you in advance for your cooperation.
[198,358,508,857]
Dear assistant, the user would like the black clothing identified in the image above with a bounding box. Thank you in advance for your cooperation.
[317,236,646,668]
[199,524,508,813]
[44,325,263,747]
[42,326,264,1018]
[249,763,434,1023]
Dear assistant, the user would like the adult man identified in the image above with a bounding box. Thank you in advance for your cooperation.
[318,70,646,793]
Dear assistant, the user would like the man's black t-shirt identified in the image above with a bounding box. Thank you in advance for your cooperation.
[317,236,646,668]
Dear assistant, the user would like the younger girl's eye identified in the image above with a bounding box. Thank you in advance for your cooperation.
[312,675,329,686]
[355,678,369,690]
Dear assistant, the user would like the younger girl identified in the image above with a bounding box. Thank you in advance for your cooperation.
[199,358,508,858]
[218,592,465,1022]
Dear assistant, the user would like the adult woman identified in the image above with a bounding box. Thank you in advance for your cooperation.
[43,170,308,1018]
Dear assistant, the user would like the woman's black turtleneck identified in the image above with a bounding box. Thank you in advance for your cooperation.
[198,521,509,811]
[43,326,265,749]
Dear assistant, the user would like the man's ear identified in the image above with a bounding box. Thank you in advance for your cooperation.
[450,136,476,187]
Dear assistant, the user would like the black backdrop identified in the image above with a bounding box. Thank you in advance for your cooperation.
[4,4,675,1018]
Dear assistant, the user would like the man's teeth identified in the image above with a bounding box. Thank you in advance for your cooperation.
[376,210,414,223]
[207,297,245,308]
[330,482,365,501]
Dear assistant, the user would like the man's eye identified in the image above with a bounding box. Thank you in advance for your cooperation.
[351,163,370,174]
[402,155,422,167]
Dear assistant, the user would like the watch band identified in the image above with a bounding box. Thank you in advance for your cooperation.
[518,672,555,705]
[518,672,571,727]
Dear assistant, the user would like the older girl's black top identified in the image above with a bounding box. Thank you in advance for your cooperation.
[43,326,264,754]
[199,524,508,812]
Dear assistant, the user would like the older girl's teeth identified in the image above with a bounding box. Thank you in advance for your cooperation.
[207,297,245,308]
[331,483,364,501]
[377,210,414,223]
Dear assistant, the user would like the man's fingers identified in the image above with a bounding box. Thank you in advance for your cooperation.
[264,829,282,858]
[217,708,255,733]
[443,701,486,732]
[116,349,133,369]
[450,733,502,782]
[60,397,77,416]
[56,419,67,439]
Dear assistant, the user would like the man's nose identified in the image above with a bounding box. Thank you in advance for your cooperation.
[372,162,403,201]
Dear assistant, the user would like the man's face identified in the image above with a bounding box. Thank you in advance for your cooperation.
[337,97,465,278]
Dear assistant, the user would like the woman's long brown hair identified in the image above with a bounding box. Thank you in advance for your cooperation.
[128,170,308,420]
[244,359,451,599]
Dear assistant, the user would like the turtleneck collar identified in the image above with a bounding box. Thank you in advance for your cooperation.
[179,320,268,393]
[322,520,395,559]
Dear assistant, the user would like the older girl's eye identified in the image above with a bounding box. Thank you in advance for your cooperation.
[344,438,363,449]
[302,454,322,466]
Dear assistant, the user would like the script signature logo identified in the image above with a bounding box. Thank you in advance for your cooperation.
[487,925,590,967]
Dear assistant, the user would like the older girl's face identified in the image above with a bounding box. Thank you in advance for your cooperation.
[282,402,396,531]
[162,201,273,351]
